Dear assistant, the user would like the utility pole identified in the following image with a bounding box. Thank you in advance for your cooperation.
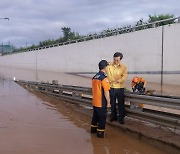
[2,43,3,54]
[0,18,10,55]
[161,26,164,94]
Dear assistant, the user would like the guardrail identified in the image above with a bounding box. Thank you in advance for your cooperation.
[16,80,180,130]
[7,16,180,55]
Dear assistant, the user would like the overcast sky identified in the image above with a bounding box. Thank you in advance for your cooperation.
[1,0,180,47]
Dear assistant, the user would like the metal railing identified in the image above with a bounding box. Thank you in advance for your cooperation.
[16,80,180,130]
[7,16,180,55]
[125,93,180,110]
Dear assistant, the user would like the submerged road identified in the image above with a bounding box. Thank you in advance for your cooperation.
[0,77,167,154]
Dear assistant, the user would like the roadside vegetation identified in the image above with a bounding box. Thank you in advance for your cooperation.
[3,14,175,55]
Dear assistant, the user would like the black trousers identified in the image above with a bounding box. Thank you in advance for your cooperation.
[91,106,107,130]
[110,88,125,120]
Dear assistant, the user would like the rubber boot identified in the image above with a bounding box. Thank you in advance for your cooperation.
[97,129,105,138]
[91,125,97,133]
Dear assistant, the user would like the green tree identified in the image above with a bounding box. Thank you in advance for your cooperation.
[61,27,81,42]
[135,14,175,30]
[61,27,72,42]
[148,14,175,26]
[6,14,176,55]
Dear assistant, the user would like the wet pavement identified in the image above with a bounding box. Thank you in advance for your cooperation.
[0,77,168,154]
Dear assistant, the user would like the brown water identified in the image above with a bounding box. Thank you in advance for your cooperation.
[0,78,92,154]
[0,76,167,153]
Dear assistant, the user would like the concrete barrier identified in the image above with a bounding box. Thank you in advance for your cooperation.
[0,23,180,85]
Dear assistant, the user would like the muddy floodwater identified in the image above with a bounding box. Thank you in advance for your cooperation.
[0,73,169,154]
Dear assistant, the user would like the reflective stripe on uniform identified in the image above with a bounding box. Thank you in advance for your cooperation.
[91,125,97,128]
[97,129,105,132]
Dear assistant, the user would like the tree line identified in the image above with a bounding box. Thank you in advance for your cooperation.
[5,14,175,55]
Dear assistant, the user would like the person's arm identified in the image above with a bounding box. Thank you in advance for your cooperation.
[102,78,111,108]
[116,66,128,83]
[104,90,111,107]
[106,65,114,83]
[142,79,147,87]
[131,81,135,88]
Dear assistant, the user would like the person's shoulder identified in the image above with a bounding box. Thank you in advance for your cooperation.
[93,71,106,80]
[107,62,113,70]
[107,62,113,67]
[102,77,110,86]
[108,62,113,65]
[92,72,100,80]
[99,72,107,81]
[141,77,146,82]
[95,71,108,81]
[120,62,127,68]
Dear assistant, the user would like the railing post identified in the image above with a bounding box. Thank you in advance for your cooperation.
[59,90,63,95]
[52,80,58,85]
[72,91,82,98]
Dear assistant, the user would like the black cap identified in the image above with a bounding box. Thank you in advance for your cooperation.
[99,60,108,70]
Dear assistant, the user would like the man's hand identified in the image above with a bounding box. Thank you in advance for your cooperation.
[113,81,119,84]
[110,78,119,84]
[111,80,119,84]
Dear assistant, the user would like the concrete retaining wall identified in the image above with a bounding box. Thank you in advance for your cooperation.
[0,23,180,85]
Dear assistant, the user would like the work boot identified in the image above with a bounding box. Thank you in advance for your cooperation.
[91,125,97,133]
[97,129,105,138]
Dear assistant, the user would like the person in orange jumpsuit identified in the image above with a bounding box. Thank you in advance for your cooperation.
[91,60,111,138]
[131,77,146,93]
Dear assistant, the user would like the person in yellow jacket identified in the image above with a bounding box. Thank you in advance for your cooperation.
[107,52,128,124]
